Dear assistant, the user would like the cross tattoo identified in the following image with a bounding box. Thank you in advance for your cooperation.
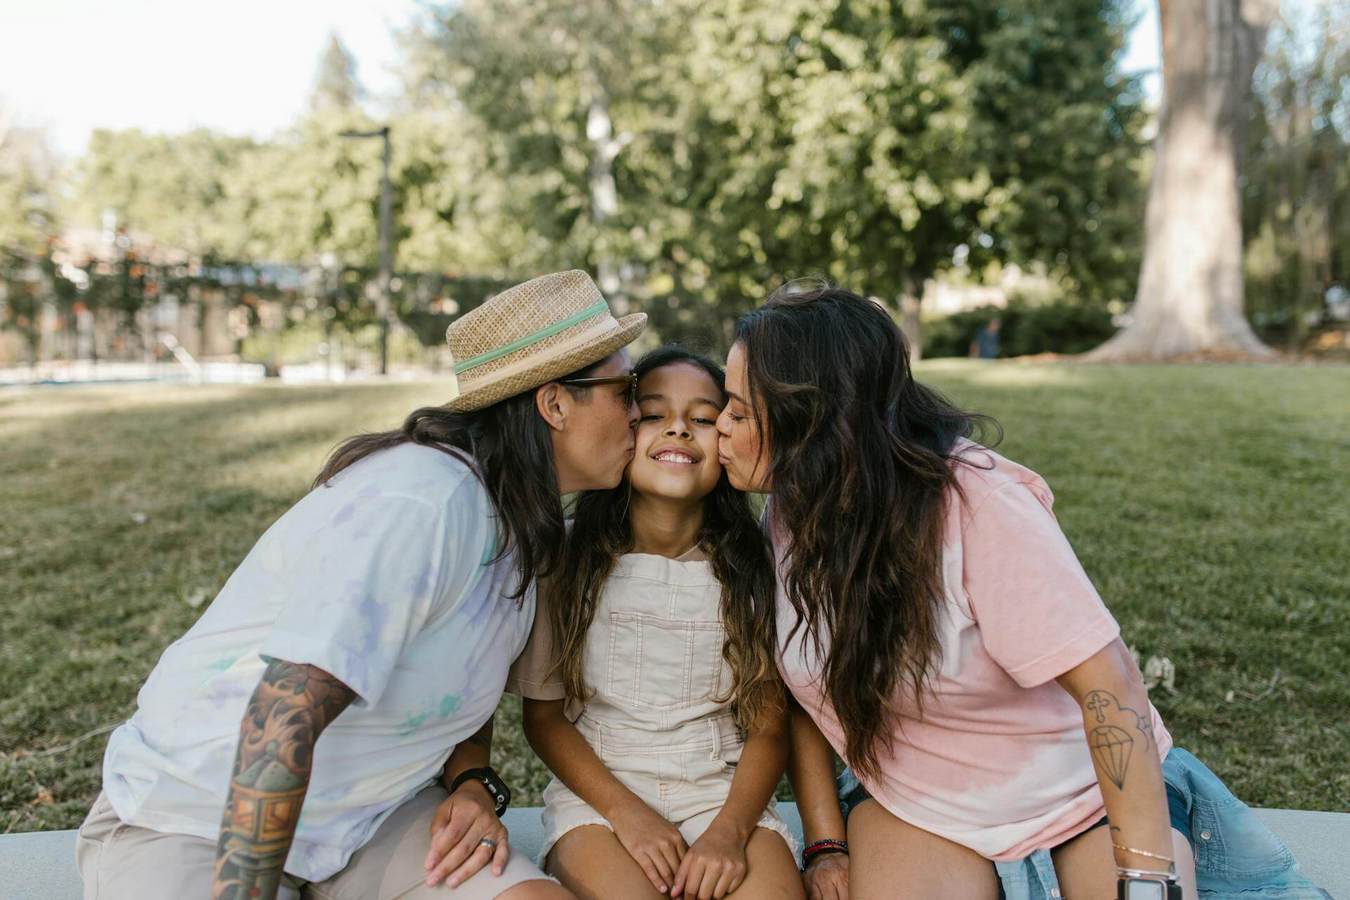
[1085,691,1113,723]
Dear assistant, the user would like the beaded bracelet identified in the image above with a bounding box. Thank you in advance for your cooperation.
[802,838,849,871]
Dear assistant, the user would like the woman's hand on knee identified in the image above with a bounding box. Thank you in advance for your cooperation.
[423,782,511,888]
[610,798,688,895]
[803,853,848,900]
[672,821,748,899]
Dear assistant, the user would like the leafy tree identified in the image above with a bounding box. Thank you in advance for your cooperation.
[405,0,1148,350]
[638,0,1148,345]
[402,0,690,295]
[69,128,256,256]
[0,116,60,251]
[1242,4,1349,349]
[218,111,385,264]
[310,34,364,114]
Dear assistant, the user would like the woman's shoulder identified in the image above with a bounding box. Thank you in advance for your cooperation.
[323,443,486,512]
[948,440,1054,514]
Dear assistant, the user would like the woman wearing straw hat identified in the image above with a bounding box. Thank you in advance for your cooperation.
[76,271,644,900]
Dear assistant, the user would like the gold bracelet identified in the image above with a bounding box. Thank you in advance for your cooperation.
[1113,842,1176,868]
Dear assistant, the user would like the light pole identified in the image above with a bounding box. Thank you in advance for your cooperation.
[339,125,393,375]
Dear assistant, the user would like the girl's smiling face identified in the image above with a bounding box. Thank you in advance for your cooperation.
[627,362,726,502]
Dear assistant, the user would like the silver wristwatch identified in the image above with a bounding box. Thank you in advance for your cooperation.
[1117,868,1182,900]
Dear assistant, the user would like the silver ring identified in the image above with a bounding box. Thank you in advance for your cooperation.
[478,838,498,850]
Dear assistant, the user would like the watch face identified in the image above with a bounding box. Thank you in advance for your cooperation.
[1123,880,1166,900]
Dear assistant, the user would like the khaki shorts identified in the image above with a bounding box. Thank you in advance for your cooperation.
[539,715,798,865]
[76,786,557,900]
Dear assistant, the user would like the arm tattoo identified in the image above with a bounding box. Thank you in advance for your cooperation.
[1082,689,1154,791]
[210,659,355,900]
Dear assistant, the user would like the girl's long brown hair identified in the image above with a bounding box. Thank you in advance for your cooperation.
[313,359,604,600]
[736,283,999,778]
[549,346,781,730]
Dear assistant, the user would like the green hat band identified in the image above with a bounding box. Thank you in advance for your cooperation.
[453,299,611,375]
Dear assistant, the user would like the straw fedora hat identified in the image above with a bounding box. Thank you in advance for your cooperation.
[443,270,646,412]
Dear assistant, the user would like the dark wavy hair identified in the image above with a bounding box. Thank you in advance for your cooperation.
[312,359,606,600]
[548,345,781,730]
[736,282,1000,778]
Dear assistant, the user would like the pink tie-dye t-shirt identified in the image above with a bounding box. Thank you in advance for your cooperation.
[774,444,1171,861]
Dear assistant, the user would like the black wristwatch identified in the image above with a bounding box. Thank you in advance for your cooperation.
[1117,872,1182,900]
[448,766,511,817]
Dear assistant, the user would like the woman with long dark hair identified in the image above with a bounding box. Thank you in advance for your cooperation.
[715,283,1325,900]
[508,346,803,900]
[77,271,644,900]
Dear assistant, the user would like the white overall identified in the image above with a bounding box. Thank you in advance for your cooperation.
[532,553,795,863]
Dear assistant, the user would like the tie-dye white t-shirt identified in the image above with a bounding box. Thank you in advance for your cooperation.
[101,443,535,882]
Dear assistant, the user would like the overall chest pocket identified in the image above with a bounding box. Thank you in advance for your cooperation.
[605,611,726,710]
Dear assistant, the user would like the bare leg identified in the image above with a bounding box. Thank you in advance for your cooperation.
[496,883,575,900]
[1052,825,1197,899]
[546,825,667,900]
[725,828,805,899]
[847,799,999,900]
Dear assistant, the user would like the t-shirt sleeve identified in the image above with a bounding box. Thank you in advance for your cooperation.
[258,487,477,708]
[504,579,566,701]
[961,477,1120,688]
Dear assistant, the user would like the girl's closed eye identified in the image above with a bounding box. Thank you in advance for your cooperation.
[637,407,717,428]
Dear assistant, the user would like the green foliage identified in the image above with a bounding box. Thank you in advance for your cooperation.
[947,0,1149,306]
[1242,5,1350,348]
[403,0,689,273]
[63,108,524,281]
[0,249,43,360]
[310,34,364,114]
[0,123,61,252]
[655,0,1147,307]
[25,0,1350,364]
[394,274,515,346]
[71,129,257,256]
[924,299,1116,358]
[17,0,1153,361]
[3,365,1346,830]
[401,0,1148,347]
[224,111,390,264]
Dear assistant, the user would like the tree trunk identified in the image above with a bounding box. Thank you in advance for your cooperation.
[195,284,210,359]
[1087,0,1278,360]
[586,90,631,313]
[897,278,923,362]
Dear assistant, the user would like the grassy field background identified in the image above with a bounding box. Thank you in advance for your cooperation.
[2,360,1347,833]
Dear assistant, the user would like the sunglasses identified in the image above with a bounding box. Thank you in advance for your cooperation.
[557,371,639,405]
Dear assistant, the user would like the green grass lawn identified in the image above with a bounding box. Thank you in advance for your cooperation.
[2,361,1347,834]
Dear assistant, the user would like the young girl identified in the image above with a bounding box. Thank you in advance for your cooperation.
[507,346,805,900]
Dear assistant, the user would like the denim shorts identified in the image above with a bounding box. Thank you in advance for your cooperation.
[836,747,1329,899]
